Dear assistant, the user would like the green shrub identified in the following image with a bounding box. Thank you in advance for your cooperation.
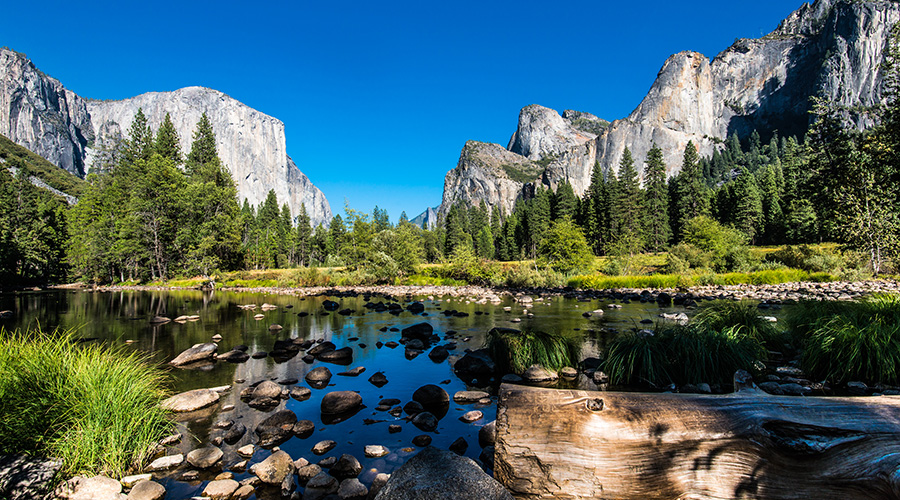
[501,265,566,288]
[669,216,752,273]
[485,328,580,374]
[0,328,171,477]
[603,325,765,388]
[692,300,779,343]
[536,219,593,273]
[789,294,900,385]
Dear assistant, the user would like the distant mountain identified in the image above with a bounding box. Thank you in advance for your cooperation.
[0,48,332,225]
[436,0,899,217]
[411,206,438,229]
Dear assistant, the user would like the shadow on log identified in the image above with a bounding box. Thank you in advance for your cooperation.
[495,381,900,499]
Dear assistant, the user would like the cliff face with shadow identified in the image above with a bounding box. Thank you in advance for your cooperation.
[0,49,331,225]
[435,0,900,218]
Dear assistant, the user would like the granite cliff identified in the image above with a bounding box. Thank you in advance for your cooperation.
[435,0,900,218]
[0,48,331,225]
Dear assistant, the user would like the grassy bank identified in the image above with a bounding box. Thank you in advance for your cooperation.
[0,328,171,477]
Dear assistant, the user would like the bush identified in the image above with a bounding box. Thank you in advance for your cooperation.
[501,265,566,288]
[536,219,593,273]
[603,325,765,388]
[789,294,900,385]
[0,328,171,477]
[669,216,753,272]
[485,328,580,374]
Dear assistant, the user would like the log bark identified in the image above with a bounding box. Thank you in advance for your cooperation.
[495,383,900,499]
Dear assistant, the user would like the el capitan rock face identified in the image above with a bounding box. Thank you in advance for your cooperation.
[0,48,331,225]
[437,0,900,216]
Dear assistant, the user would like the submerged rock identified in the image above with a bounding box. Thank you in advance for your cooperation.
[169,343,217,366]
[161,389,219,413]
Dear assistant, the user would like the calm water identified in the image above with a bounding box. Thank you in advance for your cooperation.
[0,289,699,499]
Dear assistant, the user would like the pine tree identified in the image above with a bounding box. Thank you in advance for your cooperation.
[527,187,551,257]
[731,168,763,243]
[155,113,181,164]
[608,148,644,255]
[643,144,671,252]
[296,203,312,266]
[185,113,217,177]
[122,108,154,164]
[551,181,578,220]
[672,141,709,239]
[582,161,606,254]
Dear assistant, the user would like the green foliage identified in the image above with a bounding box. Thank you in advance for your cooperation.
[568,268,833,290]
[501,264,566,288]
[0,327,171,477]
[790,294,900,385]
[667,216,751,272]
[603,325,765,388]
[536,218,592,273]
[691,300,779,343]
[485,328,580,374]
[643,144,671,252]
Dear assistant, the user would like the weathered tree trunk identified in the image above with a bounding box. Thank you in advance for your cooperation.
[495,383,900,499]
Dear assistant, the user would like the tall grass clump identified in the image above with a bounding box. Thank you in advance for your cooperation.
[0,327,171,477]
[692,300,781,344]
[485,328,580,374]
[603,325,765,388]
[788,294,900,385]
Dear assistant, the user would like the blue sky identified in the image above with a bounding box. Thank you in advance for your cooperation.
[5,0,801,221]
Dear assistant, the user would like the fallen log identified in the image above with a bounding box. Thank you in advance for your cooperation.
[495,381,900,499]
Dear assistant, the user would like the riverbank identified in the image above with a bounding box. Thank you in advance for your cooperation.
[68,278,900,304]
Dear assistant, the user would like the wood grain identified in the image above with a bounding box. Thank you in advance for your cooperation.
[495,383,900,499]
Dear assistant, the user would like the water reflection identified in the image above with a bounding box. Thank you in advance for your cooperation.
[0,288,749,499]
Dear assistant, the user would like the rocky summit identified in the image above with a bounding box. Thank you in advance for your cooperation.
[0,49,331,225]
[432,0,900,219]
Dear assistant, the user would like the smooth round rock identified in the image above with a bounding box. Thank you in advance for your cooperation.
[254,450,294,485]
[479,420,496,448]
[186,446,223,468]
[252,380,282,399]
[161,389,219,413]
[522,364,558,382]
[412,384,449,407]
[453,390,489,403]
[330,454,362,479]
[321,391,362,415]
[200,479,238,500]
[312,440,337,455]
[364,445,390,458]
[338,478,368,500]
[412,435,432,447]
[460,410,483,423]
[125,480,165,500]
[411,412,438,432]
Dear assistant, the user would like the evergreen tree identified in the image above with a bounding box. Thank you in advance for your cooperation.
[731,168,763,243]
[643,144,671,252]
[122,108,154,164]
[526,186,551,257]
[551,181,578,220]
[155,113,181,164]
[185,113,217,177]
[672,141,709,239]
[608,148,644,255]
[372,205,391,232]
[296,203,312,266]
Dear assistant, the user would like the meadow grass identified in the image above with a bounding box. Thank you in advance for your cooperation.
[568,268,834,290]
[485,328,580,374]
[0,327,171,477]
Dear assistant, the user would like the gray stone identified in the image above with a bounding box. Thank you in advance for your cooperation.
[255,450,295,485]
[368,473,390,500]
[364,445,389,458]
[306,366,333,386]
[200,479,238,500]
[297,464,323,484]
[312,440,337,455]
[411,412,438,432]
[161,388,219,412]
[0,455,62,500]
[522,364,558,383]
[255,410,298,448]
[145,454,183,472]
[169,343,218,366]
[372,446,512,499]
[66,475,123,500]
[330,454,362,480]
[252,380,282,400]
[453,390,489,403]
[186,446,223,468]
[303,472,338,500]
[339,478,368,500]
[321,391,362,415]
[460,410,482,423]
[479,420,496,448]
[125,480,165,500]
[412,384,449,407]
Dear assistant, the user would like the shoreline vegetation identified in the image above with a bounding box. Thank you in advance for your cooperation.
[0,328,171,478]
